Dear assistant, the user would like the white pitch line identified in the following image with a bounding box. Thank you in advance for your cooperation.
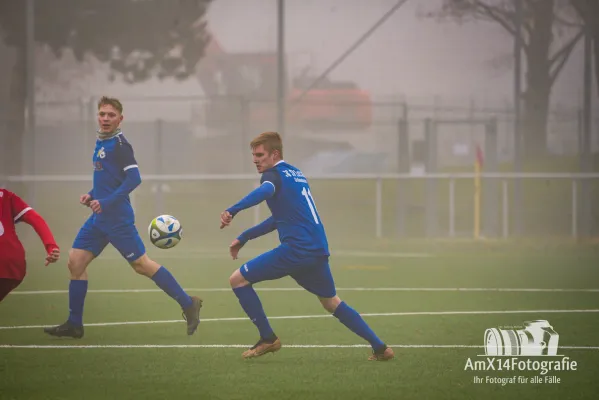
[174,249,435,259]
[333,251,433,258]
[98,249,434,260]
[1,309,598,330]
[0,344,598,350]
[10,287,599,295]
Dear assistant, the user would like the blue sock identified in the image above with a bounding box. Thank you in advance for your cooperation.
[233,285,275,339]
[333,301,385,350]
[67,280,88,327]
[151,266,193,309]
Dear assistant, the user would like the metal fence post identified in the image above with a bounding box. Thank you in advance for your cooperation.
[240,96,250,174]
[155,119,164,215]
[396,106,409,237]
[449,178,455,237]
[425,118,438,237]
[502,180,509,239]
[484,118,499,237]
[376,177,383,238]
[572,179,578,239]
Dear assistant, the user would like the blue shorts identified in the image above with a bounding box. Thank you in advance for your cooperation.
[72,216,146,261]
[240,245,336,298]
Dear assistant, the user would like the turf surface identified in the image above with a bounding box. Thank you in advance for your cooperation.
[1,240,598,400]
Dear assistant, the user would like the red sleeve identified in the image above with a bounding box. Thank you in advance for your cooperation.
[14,201,59,253]
[9,191,32,221]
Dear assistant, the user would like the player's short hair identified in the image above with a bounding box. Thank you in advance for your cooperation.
[251,131,283,158]
[97,96,123,114]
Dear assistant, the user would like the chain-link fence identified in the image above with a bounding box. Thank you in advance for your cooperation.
[0,94,592,177]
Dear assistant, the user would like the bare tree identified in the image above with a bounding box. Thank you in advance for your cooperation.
[0,0,212,174]
[433,0,583,158]
[571,0,599,98]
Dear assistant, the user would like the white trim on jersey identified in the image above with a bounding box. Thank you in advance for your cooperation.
[274,160,285,166]
[123,164,139,171]
[14,207,32,222]
[262,181,276,193]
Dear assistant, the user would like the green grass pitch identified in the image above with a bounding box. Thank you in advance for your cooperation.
[1,240,598,400]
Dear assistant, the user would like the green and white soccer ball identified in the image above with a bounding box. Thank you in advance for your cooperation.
[148,215,183,249]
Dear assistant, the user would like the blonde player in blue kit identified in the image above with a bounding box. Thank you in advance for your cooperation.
[44,97,202,339]
[220,131,394,361]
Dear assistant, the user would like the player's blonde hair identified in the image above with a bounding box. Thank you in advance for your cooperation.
[250,131,283,158]
[97,96,123,114]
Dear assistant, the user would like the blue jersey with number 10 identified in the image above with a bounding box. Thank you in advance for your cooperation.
[260,161,329,257]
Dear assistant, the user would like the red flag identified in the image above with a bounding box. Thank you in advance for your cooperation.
[475,144,484,167]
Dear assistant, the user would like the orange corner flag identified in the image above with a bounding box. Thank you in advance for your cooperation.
[475,144,484,168]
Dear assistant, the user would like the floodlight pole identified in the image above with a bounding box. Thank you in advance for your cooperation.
[581,24,592,174]
[513,0,523,236]
[580,24,593,237]
[26,0,36,174]
[276,0,286,136]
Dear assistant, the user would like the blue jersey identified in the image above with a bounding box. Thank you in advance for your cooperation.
[90,133,138,224]
[261,161,329,257]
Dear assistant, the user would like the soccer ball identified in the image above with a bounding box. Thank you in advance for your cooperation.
[148,215,183,249]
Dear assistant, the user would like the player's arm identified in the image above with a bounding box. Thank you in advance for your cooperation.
[226,183,274,217]
[226,170,280,217]
[10,191,60,265]
[237,216,276,244]
[19,211,59,253]
[99,167,141,210]
[98,142,142,210]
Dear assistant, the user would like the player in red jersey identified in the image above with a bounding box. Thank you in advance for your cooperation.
[0,188,60,302]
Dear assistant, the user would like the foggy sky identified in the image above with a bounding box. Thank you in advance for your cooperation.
[88,0,586,111]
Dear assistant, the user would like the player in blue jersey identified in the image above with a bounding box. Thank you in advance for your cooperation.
[44,97,202,339]
[220,131,394,361]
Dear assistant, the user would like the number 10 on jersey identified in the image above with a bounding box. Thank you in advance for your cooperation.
[301,187,319,224]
